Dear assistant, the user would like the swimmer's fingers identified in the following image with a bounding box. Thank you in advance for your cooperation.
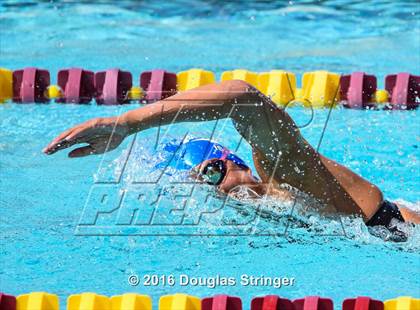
[44,138,79,154]
[43,127,76,154]
[44,125,93,154]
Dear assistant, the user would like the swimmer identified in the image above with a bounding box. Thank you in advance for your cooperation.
[43,80,419,239]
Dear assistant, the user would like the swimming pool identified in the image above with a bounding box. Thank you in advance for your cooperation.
[1,0,419,308]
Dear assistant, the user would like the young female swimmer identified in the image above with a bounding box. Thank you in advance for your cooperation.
[43,80,419,239]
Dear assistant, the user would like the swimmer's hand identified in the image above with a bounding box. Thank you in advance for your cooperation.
[43,116,128,157]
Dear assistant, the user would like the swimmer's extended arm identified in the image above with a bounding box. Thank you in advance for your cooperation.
[43,81,248,157]
[44,80,382,219]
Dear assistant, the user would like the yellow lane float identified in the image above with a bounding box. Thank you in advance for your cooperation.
[159,293,201,310]
[375,89,390,104]
[110,293,152,310]
[67,292,110,310]
[258,70,297,106]
[46,85,63,100]
[301,70,340,108]
[384,296,420,310]
[221,69,259,88]
[177,68,215,91]
[0,68,13,103]
[17,292,59,310]
[127,86,144,101]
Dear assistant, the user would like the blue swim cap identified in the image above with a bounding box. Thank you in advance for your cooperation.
[160,138,249,171]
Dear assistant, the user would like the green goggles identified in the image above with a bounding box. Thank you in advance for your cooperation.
[200,160,227,185]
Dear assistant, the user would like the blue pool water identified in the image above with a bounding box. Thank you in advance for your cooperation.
[1,0,419,307]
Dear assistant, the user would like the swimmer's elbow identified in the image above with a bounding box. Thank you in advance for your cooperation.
[219,79,255,95]
[218,79,266,113]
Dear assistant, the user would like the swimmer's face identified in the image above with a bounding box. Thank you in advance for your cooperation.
[192,158,260,194]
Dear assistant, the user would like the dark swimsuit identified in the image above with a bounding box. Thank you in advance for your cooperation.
[366,200,407,242]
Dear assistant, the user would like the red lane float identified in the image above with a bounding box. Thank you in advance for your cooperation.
[13,67,50,103]
[251,295,293,310]
[57,68,95,103]
[385,72,420,110]
[340,72,377,109]
[0,292,16,310]
[95,68,132,105]
[140,69,177,102]
[342,296,383,310]
[202,294,242,310]
[293,296,333,310]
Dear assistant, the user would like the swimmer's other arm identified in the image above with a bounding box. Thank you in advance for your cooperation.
[44,80,383,219]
